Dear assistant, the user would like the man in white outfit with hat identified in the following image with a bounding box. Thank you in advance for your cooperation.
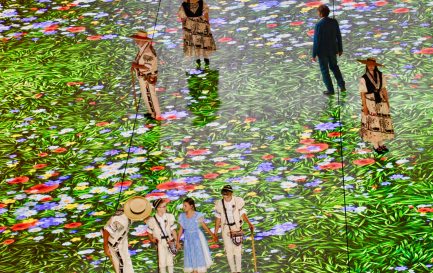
[146,199,178,273]
[103,196,151,273]
[214,185,254,273]
[131,31,161,119]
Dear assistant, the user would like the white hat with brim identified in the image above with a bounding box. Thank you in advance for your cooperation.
[124,196,152,221]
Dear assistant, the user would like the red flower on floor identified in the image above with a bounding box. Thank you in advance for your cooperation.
[418,208,433,213]
[114,181,132,188]
[2,239,15,245]
[290,21,304,26]
[228,166,241,171]
[214,162,228,167]
[267,23,278,28]
[66,81,84,86]
[96,121,110,127]
[218,37,233,43]
[87,35,103,41]
[261,154,274,160]
[299,139,315,144]
[327,132,342,138]
[150,166,165,171]
[180,164,190,168]
[416,48,433,54]
[393,8,410,13]
[146,192,167,199]
[209,244,220,249]
[305,1,323,7]
[353,158,376,166]
[53,147,67,153]
[307,29,315,37]
[203,173,219,179]
[296,143,329,153]
[25,184,59,194]
[33,164,48,169]
[0,226,7,232]
[244,117,256,123]
[44,24,59,32]
[375,1,388,6]
[7,176,30,184]
[67,26,86,33]
[38,152,49,157]
[156,181,186,191]
[186,149,209,156]
[64,222,82,229]
[40,196,53,202]
[319,162,344,170]
[11,220,38,231]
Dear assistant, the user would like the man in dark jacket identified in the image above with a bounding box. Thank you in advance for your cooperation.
[312,4,346,95]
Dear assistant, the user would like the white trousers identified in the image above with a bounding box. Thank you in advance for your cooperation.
[222,226,242,272]
[157,239,174,273]
[109,246,134,273]
[137,76,161,118]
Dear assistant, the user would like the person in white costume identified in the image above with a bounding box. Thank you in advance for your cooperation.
[214,185,254,273]
[103,196,151,273]
[131,31,161,119]
[146,199,178,273]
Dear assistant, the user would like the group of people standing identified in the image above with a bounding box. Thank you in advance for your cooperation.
[103,185,254,273]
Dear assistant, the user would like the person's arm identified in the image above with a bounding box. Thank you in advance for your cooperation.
[176,225,183,250]
[381,75,390,107]
[203,2,210,22]
[178,4,187,23]
[102,229,111,257]
[359,78,369,115]
[214,217,221,240]
[242,214,254,232]
[201,221,218,242]
[335,19,343,56]
[312,22,321,61]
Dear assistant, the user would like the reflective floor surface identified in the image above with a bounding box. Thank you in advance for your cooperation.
[1,0,433,272]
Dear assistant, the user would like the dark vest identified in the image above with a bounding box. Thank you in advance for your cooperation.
[182,0,204,17]
[362,70,383,103]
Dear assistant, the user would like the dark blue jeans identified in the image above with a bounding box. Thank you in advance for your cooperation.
[318,54,345,92]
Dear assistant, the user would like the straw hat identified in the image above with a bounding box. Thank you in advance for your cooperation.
[357,58,383,66]
[124,196,152,221]
[131,31,152,41]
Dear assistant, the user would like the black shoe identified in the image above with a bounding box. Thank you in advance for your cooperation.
[373,147,385,154]
[340,86,347,92]
[323,90,335,95]
[380,145,389,153]
[144,113,154,119]
[195,59,201,69]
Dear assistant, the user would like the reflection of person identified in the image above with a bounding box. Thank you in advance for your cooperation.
[358,58,394,154]
[131,31,161,119]
[103,196,151,273]
[178,0,217,69]
[214,185,254,273]
[146,199,178,273]
[312,4,346,95]
[186,69,220,126]
[176,197,216,273]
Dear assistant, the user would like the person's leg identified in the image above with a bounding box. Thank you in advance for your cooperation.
[328,54,346,90]
[147,82,161,118]
[223,229,237,272]
[318,55,335,93]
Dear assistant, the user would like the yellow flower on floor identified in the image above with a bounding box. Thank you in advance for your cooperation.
[71,237,81,242]
[93,211,106,216]
[65,203,78,210]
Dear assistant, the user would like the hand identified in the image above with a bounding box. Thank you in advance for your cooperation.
[312,57,317,62]
[249,224,254,233]
[151,238,159,244]
[212,234,218,243]
[104,247,111,257]
[176,242,182,250]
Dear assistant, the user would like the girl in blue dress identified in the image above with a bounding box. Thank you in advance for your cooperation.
[176,197,217,273]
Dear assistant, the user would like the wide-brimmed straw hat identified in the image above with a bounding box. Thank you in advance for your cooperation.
[357,58,384,66]
[131,31,152,41]
[124,196,152,221]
